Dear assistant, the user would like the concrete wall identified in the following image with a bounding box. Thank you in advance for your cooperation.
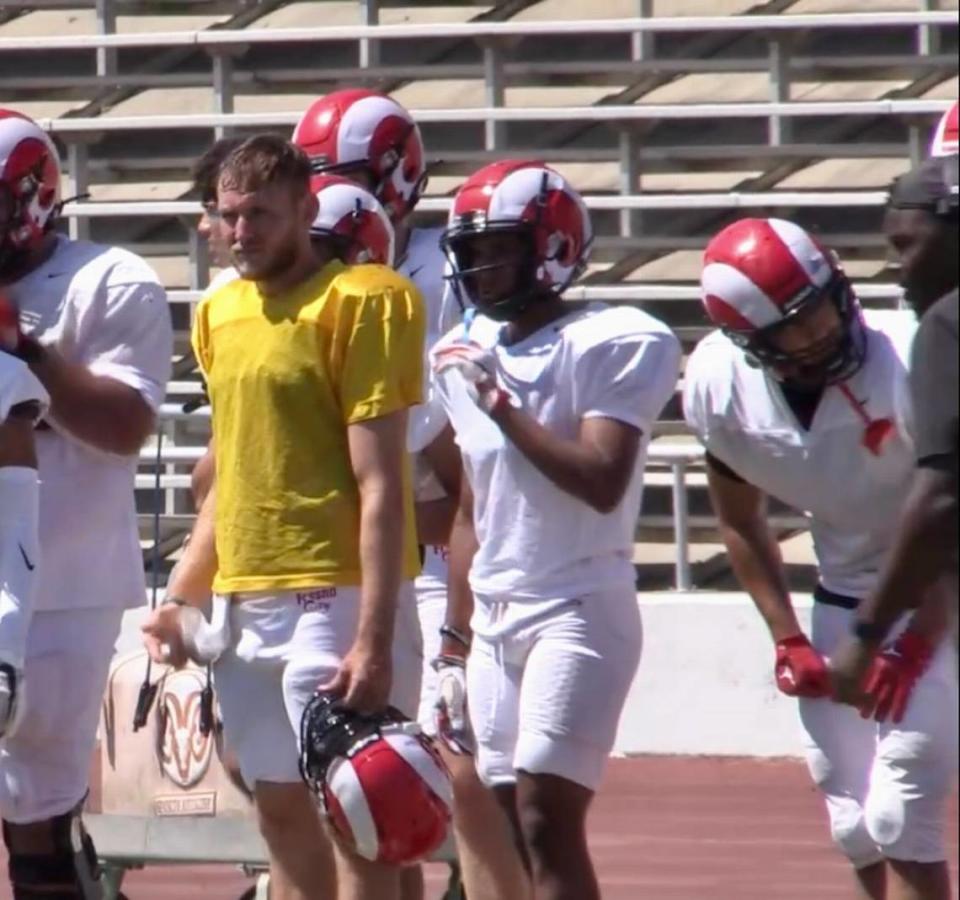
[613,593,813,759]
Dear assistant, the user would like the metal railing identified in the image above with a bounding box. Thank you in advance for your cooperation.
[135,435,752,591]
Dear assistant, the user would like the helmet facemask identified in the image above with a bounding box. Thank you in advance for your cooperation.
[728,274,867,387]
[442,220,552,322]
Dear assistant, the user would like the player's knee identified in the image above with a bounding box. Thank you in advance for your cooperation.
[828,804,882,867]
[864,789,947,863]
[2,807,102,899]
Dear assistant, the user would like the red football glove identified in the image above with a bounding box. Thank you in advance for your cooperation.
[775,634,831,698]
[859,631,935,724]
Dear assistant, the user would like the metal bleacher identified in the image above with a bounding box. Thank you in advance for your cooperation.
[1,0,957,591]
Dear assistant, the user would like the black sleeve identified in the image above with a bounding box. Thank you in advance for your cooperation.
[909,293,959,473]
[705,451,747,483]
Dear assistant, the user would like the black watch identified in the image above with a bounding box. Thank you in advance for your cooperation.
[852,620,888,644]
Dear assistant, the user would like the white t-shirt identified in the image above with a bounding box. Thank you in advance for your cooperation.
[0,354,48,423]
[8,238,173,611]
[683,310,918,599]
[433,303,682,600]
[401,227,459,456]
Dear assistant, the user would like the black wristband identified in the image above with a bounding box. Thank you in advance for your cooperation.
[852,619,888,644]
[439,624,472,649]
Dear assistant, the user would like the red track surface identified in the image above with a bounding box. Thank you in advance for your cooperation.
[1,757,956,899]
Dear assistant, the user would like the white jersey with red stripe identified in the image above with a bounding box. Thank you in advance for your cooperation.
[683,309,919,599]
[930,100,959,158]
[0,353,47,423]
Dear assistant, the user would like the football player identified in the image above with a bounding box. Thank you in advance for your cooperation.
[0,108,172,899]
[684,217,958,900]
[295,91,527,900]
[142,136,425,900]
[432,160,681,900]
[831,156,959,706]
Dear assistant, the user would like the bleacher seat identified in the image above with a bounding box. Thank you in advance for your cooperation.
[0,0,956,590]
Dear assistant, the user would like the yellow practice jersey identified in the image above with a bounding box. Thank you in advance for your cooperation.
[192,261,424,593]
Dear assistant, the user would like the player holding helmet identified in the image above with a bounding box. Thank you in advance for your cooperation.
[431,160,681,900]
[0,107,172,898]
[295,91,527,900]
[683,217,957,900]
[143,135,427,900]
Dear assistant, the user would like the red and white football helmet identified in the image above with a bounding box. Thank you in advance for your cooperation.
[930,100,959,158]
[299,693,452,867]
[701,217,866,384]
[0,109,61,272]
[310,174,396,267]
[293,90,427,225]
[441,160,593,321]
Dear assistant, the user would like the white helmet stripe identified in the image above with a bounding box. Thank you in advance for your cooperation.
[327,758,380,862]
[0,115,59,175]
[337,94,407,166]
[384,733,454,808]
[766,218,833,289]
[702,262,783,329]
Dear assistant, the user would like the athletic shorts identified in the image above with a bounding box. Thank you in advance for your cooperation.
[0,607,125,823]
[800,602,958,867]
[468,585,641,792]
[213,583,422,786]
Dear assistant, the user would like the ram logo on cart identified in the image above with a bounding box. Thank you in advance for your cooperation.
[157,669,214,790]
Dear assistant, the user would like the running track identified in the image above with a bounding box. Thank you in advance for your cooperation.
[0,756,954,899]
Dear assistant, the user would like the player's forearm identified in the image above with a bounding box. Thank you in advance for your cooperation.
[30,347,154,454]
[166,489,218,607]
[355,485,404,654]
[857,470,958,636]
[904,578,951,644]
[719,519,800,642]
[445,503,478,640]
[492,405,628,513]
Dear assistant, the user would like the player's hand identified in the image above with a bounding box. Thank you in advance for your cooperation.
[775,634,831,698]
[828,637,877,709]
[141,604,189,669]
[0,292,42,361]
[433,343,510,416]
[323,641,392,716]
[433,654,474,755]
[858,631,935,724]
[0,292,24,355]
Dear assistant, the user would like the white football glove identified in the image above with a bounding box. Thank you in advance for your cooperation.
[0,663,24,740]
[433,343,510,416]
[175,595,232,665]
[433,655,474,755]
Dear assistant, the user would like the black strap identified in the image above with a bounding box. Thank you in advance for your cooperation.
[813,583,860,611]
[133,427,164,732]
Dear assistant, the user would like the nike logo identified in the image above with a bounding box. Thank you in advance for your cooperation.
[407,265,426,280]
[18,544,35,571]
